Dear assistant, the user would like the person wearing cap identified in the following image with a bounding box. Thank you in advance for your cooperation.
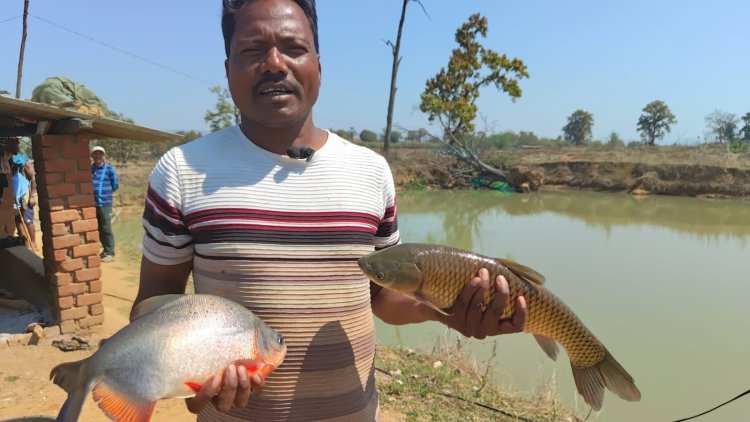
[91,145,119,262]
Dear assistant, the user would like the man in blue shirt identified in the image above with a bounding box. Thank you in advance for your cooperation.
[91,146,119,262]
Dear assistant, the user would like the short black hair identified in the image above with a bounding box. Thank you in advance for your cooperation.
[221,0,319,58]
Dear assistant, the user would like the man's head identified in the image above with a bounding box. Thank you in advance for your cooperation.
[3,138,20,154]
[91,146,106,166]
[221,0,322,130]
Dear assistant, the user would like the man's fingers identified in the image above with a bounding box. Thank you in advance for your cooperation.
[480,275,510,334]
[498,296,528,334]
[464,268,490,337]
[233,365,253,408]
[215,364,239,412]
[186,374,221,414]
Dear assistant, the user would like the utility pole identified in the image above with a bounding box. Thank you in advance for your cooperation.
[16,0,30,99]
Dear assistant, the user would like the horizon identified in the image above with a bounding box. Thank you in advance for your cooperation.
[1,1,748,144]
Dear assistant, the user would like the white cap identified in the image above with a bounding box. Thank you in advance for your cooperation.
[91,146,105,155]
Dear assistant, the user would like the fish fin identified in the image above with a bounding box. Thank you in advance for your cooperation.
[130,294,185,321]
[498,259,546,285]
[571,349,641,411]
[92,380,156,422]
[414,291,453,316]
[55,387,92,422]
[533,334,559,361]
[51,359,94,422]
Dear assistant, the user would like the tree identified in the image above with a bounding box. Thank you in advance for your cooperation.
[419,13,529,180]
[383,0,428,154]
[359,129,378,142]
[562,110,594,145]
[147,130,202,159]
[205,86,240,132]
[637,100,677,145]
[740,112,750,141]
[705,110,738,143]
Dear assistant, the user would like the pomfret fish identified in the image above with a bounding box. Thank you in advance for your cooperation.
[358,243,640,410]
[50,294,286,422]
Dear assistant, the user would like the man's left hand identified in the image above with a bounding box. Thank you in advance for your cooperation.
[436,268,528,339]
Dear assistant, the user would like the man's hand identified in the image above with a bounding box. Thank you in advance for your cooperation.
[186,364,265,414]
[437,268,528,340]
[28,196,36,209]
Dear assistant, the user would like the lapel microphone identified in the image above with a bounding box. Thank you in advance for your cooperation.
[286,146,316,162]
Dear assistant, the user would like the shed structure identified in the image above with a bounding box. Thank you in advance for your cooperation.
[0,95,180,339]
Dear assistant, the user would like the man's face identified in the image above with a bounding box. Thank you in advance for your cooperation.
[5,139,20,154]
[92,151,105,165]
[225,0,321,129]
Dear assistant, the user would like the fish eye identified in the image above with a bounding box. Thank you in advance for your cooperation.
[276,333,284,345]
[375,272,385,280]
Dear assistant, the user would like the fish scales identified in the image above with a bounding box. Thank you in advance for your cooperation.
[358,243,641,411]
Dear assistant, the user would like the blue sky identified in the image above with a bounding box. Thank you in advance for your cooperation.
[1,0,748,143]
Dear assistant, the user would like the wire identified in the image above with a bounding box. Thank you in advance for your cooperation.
[673,387,750,422]
[29,14,217,87]
[0,15,21,25]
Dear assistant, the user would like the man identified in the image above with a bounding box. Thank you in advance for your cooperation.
[90,145,119,262]
[132,1,528,420]
[1,138,36,248]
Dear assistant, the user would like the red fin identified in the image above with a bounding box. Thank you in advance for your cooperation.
[184,381,202,393]
[92,380,155,422]
[235,359,272,378]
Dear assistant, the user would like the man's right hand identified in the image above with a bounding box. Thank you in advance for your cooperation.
[186,364,266,414]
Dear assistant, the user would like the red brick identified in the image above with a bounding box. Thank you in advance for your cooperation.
[56,285,73,297]
[86,231,100,243]
[71,218,98,234]
[40,135,76,148]
[75,267,101,282]
[62,145,91,160]
[50,272,72,287]
[40,147,60,160]
[51,223,68,236]
[65,170,92,183]
[57,296,75,310]
[82,207,97,219]
[78,315,104,328]
[60,306,89,322]
[42,172,64,185]
[57,258,83,272]
[60,320,76,334]
[47,198,65,211]
[87,256,101,269]
[69,283,87,296]
[76,293,102,307]
[68,194,94,208]
[53,249,69,262]
[78,184,94,195]
[76,136,91,147]
[90,303,104,316]
[89,279,102,293]
[50,210,80,224]
[77,158,91,170]
[48,183,77,199]
[44,160,76,173]
[51,234,80,249]
[72,242,100,258]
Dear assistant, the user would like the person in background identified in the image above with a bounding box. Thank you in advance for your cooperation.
[1,138,37,248]
[90,145,119,262]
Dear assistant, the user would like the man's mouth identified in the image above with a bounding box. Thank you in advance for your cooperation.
[259,86,296,97]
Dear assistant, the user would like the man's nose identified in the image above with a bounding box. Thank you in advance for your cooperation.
[262,47,288,74]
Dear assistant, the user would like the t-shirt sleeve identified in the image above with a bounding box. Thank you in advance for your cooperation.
[374,158,400,250]
[141,149,194,265]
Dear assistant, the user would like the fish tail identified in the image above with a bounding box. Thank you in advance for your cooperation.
[50,359,92,422]
[570,348,641,411]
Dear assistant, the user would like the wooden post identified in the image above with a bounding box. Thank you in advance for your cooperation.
[16,0,30,99]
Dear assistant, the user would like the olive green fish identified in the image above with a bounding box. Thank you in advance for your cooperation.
[50,294,287,422]
[358,243,640,410]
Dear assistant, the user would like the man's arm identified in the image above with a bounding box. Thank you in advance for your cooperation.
[109,166,119,192]
[130,256,192,321]
[371,269,528,340]
[23,161,36,208]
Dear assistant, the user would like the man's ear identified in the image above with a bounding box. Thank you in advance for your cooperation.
[317,55,322,83]
[224,59,229,79]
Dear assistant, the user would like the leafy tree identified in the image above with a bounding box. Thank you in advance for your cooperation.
[740,112,750,141]
[562,110,594,145]
[331,128,353,141]
[607,131,625,148]
[205,86,240,132]
[637,100,677,145]
[419,13,529,180]
[359,129,378,142]
[98,112,146,164]
[147,130,203,159]
[705,110,738,143]
[406,128,431,143]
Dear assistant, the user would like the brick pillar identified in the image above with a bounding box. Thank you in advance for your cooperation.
[32,134,104,334]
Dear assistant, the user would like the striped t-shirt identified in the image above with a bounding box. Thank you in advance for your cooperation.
[91,162,119,207]
[142,126,399,421]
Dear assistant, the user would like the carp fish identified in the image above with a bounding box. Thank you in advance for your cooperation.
[358,243,640,410]
[50,294,287,421]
